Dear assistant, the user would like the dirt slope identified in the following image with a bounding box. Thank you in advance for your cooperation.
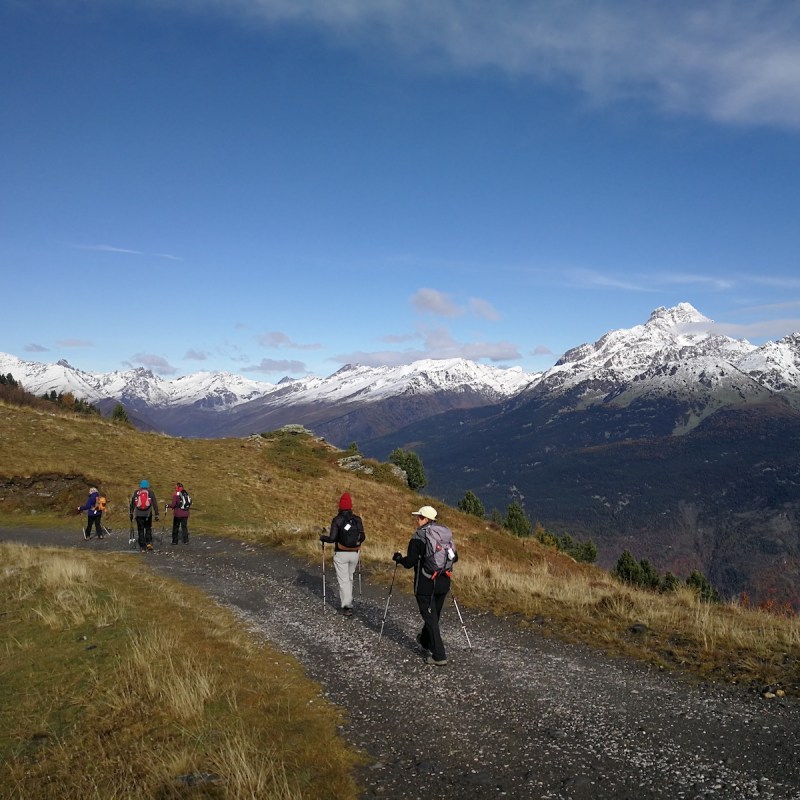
[3,527,800,800]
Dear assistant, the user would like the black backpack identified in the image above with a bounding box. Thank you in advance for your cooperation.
[338,514,364,549]
[178,489,192,510]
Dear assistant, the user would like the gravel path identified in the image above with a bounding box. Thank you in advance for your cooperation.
[3,527,800,800]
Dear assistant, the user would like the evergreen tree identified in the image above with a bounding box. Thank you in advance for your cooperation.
[613,550,644,586]
[457,490,485,519]
[111,403,130,425]
[388,448,427,490]
[686,570,721,603]
[639,558,662,590]
[503,501,531,537]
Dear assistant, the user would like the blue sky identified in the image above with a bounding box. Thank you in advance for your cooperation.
[2,1,800,379]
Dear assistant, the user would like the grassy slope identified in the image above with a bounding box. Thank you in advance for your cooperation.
[0,542,361,799]
[1,400,799,698]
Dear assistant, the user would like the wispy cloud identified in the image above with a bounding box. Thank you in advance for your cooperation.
[707,318,800,340]
[411,288,501,320]
[71,243,183,260]
[56,338,94,347]
[126,353,178,375]
[335,324,520,367]
[242,357,308,374]
[256,331,321,350]
[201,0,800,129]
[411,288,463,318]
[184,349,209,360]
[24,343,49,353]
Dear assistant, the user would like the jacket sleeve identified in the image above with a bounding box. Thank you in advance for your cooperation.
[320,517,339,544]
[397,535,424,569]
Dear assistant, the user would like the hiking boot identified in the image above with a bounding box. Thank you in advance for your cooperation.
[424,655,448,666]
[416,633,430,653]
[340,607,353,617]
[146,544,153,551]
[84,532,90,540]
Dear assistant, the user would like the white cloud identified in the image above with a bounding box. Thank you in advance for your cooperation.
[56,338,94,347]
[127,353,178,375]
[256,331,321,350]
[24,343,49,352]
[242,357,308,374]
[411,288,463,318]
[188,0,800,129]
[335,324,520,366]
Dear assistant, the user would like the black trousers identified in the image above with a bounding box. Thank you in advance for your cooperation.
[85,514,103,537]
[172,516,189,543]
[416,590,448,661]
[135,515,153,548]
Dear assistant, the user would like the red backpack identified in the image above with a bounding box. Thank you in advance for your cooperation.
[135,489,152,510]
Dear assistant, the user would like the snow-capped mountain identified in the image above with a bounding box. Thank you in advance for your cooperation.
[520,302,799,405]
[0,352,537,439]
[362,304,800,606]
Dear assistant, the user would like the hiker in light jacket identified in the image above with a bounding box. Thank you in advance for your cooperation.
[129,480,159,552]
[320,492,365,616]
[393,505,457,667]
[168,482,191,545]
[78,486,103,540]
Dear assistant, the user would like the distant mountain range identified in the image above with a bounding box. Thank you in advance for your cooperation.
[3,303,800,604]
[0,352,536,441]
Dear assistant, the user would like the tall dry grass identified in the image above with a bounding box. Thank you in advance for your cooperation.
[0,542,361,800]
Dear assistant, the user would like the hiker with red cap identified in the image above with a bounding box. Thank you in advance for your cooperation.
[320,492,366,617]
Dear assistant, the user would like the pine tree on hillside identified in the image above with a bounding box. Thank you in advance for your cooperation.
[458,490,485,519]
[503,501,531,537]
[388,448,427,491]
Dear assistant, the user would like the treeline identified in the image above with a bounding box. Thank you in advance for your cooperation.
[0,372,99,417]
[458,491,598,564]
[613,549,721,602]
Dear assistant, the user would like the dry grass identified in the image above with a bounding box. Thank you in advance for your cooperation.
[0,542,361,800]
[1,399,799,695]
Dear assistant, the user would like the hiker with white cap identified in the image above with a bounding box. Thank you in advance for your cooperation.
[392,505,458,666]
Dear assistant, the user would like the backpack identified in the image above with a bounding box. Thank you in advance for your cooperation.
[418,523,457,579]
[338,514,363,549]
[95,496,107,513]
[135,489,152,510]
[178,489,192,510]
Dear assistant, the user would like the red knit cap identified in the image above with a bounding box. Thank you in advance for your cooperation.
[339,492,352,510]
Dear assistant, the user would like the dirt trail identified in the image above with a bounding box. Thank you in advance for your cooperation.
[3,527,800,800]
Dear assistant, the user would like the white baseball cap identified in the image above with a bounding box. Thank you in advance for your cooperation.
[411,505,437,520]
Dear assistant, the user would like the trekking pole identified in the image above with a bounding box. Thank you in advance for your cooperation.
[451,593,472,649]
[321,542,327,613]
[358,548,363,597]
[376,562,399,647]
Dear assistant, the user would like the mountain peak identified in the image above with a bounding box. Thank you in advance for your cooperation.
[646,303,710,327]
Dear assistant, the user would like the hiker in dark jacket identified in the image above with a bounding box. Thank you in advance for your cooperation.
[393,505,457,666]
[78,486,103,540]
[167,482,191,545]
[129,480,159,552]
[320,492,365,616]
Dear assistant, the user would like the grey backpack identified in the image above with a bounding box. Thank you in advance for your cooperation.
[418,523,456,578]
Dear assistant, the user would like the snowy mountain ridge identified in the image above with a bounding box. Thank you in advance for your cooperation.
[0,354,536,411]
